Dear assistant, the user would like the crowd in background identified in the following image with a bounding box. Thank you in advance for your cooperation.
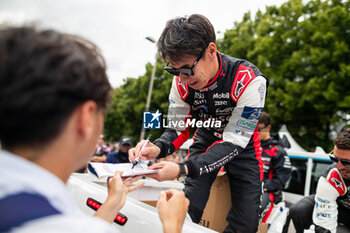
[90,134,184,166]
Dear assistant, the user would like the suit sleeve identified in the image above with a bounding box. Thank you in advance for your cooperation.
[184,76,267,178]
[153,77,191,158]
[312,168,347,233]
[264,146,292,192]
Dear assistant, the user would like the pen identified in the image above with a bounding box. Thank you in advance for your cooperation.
[131,134,152,169]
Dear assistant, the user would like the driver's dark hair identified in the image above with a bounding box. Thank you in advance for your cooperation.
[0,26,112,150]
[258,112,271,126]
[334,128,350,150]
[157,14,216,63]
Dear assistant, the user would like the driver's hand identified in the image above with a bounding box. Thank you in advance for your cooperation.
[128,140,161,162]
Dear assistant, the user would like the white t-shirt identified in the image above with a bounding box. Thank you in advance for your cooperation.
[0,150,118,233]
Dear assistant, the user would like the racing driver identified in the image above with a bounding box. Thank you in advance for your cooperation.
[129,14,268,233]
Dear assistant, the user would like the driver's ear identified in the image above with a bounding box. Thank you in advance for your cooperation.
[267,124,272,131]
[207,42,217,58]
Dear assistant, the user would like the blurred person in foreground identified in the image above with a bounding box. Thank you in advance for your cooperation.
[258,112,291,223]
[0,26,188,233]
[129,14,268,233]
[282,129,350,233]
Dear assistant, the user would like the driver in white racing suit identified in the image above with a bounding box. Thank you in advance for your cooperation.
[282,129,350,233]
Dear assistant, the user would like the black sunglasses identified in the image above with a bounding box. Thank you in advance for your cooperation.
[258,125,268,132]
[164,49,205,76]
[329,154,350,168]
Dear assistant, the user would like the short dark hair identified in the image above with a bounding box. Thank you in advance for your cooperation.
[0,26,112,149]
[334,128,350,150]
[157,14,216,63]
[258,112,271,126]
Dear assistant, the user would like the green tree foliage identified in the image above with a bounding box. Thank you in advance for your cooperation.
[218,0,350,151]
[104,0,349,151]
[104,59,173,144]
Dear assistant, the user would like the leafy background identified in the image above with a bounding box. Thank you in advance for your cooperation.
[104,0,350,152]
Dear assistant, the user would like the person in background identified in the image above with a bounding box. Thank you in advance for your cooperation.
[282,129,350,233]
[108,142,119,153]
[0,26,188,233]
[155,157,166,164]
[91,134,110,162]
[258,112,291,223]
[106,137,132,164]
[173,153,182,164]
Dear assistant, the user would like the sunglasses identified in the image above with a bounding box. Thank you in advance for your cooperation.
[164,49,205,76]
[258,125,268,132]
[329,153,350,168]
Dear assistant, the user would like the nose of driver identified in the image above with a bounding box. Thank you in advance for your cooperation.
[178,73,192,84]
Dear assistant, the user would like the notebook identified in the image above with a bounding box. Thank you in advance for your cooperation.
[88,162,159,179]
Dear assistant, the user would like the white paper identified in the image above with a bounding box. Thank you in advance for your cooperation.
[88,162,159,178]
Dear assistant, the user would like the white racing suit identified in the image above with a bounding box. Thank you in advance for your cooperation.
[282,164,350,233]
